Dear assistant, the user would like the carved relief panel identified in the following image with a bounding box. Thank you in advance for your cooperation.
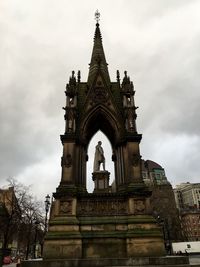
[60,199,73,215]
[134,199,146,215]
[77,198,128,216]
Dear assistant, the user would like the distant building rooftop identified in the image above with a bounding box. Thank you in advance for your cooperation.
[142,160,163,172]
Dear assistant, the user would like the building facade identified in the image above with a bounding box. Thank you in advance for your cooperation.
[0,187,21,255]
[142,160,183,245]
[142,160,170,186]
[181,210,200,241]
[174,183,200,210]
[173,183,200,241]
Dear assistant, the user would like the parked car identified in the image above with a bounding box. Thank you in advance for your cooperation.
[3,255,12,264]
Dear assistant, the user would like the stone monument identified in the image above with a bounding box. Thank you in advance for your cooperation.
[21,10,190,267]
[42,11,165,259]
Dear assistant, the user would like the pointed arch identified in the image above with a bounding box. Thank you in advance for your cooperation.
[79,105,123,147]
[87,130,114,193]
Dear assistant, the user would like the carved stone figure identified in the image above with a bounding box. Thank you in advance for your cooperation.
[93,141,105,171]
[135,199,145,214]
[61,154,72,168]
[132,153,141,167]
[60,200,72,214]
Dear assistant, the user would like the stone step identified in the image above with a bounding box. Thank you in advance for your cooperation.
[105,265,191,267]
[21,256,191,267]
[105,266,190,267]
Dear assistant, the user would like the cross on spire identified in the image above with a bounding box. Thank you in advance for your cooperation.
[95,10,100,24]
[87,11,110,85]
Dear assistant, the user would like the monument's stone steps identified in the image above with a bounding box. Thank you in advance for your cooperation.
[106,266,195,267]
[21,256,191,267]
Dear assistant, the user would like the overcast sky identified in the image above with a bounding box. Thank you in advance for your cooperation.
[0,0,200,201]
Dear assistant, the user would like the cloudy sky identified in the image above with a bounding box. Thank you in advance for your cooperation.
[0,0,200,201]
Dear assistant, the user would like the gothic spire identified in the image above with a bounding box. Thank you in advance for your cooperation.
[87,11,110,85]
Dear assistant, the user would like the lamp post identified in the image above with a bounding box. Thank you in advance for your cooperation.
[41,194,50,257]
[44,194,51,234]
[156,215,172,255]
[164,218,172,255]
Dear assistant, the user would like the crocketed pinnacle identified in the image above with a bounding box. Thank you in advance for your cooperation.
[87,23,110,85]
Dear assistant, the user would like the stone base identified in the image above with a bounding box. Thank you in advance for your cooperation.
[92,171,110,193]
[21,256,190,267]
[43,192,166,260]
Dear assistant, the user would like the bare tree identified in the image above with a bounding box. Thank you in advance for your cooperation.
[0,178,45,259]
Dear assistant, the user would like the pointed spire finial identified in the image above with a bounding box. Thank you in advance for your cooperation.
[117,70,120,83]
[88,11,110,85]
[77,70,81,83]
[95,10,100,24]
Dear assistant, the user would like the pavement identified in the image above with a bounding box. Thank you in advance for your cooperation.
[2,264,17,267]
[189,255,200,265]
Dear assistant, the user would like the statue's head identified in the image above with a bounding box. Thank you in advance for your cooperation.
[98,141,102,145]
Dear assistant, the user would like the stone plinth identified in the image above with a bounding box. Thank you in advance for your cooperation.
[92,171,110,193]
[43,192,166,260]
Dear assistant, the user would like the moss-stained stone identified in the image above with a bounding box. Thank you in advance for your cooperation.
[128,223,158,230]
[45,231,81,239]
[49,224,79,232]
[103,224,116,231]
[126,237,165,257]
[80,225,92,231]
[21,256,190,267]
[116,224,128,231]
[83,238,126,258]
[44,209,164,258]
[78,215,156,225]
[43,239,82,259]
[91,225,104,231]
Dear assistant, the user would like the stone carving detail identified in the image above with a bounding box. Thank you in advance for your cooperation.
[63,107,76,133]
[77,199,127,215]
[135,199,145,214]
[125,109,137,132]
[61,154,72,168]
[66,71,77,96]
[92,86,108,103]
[121,71,134,93]
[118,201,127,213]
[131,154,141,167]
[60,200,72,215]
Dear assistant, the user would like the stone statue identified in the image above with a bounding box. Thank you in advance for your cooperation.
[93,141,105,171]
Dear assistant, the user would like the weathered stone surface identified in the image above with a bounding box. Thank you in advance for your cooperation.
[44,195,165,259]
[21,256,190,267]
[49,225,79,231]
[127,237,165,257]
[43,239,82,259]
[92,171,110,193]
[83,238,126,258]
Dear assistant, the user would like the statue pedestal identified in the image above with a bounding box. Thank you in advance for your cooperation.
[92,171,110,193]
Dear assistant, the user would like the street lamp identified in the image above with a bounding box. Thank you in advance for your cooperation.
[156,215,172,255]
[44,194,51,234]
